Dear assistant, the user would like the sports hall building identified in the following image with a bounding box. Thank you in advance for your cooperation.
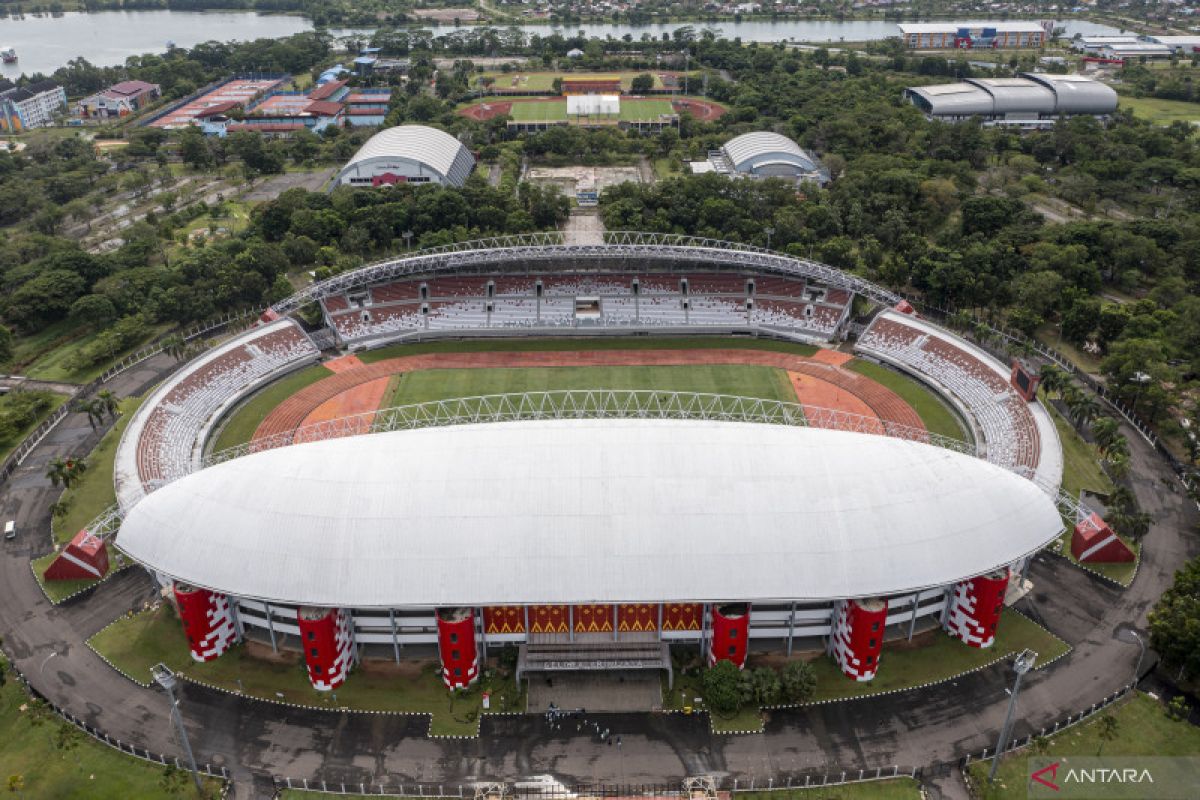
[97,235,1095,693]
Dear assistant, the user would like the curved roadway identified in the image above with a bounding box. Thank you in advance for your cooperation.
[0,354,1195,799]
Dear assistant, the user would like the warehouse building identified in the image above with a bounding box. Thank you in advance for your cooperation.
[0,79,67,132]
[905,73,1118,126]
[1144,35,1200,55]
[1100,42,1174,60]
[897,21,1048,50]
[691,131,828,185]
[335,124,476,188]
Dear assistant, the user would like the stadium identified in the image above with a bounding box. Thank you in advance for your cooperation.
[67,233,1105,696]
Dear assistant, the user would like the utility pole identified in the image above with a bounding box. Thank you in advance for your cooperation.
[989,649,1037,783]
[152,664,203,795]
[764,226,774,251]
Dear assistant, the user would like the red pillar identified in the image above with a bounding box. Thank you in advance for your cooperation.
[436,608,479,689]
[828,598,887,681]
[172,582,237,662]
[708,603,750,668]
[297,607,354,691]
[944,569,1010,648]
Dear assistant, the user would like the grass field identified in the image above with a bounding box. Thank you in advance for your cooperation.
[0,655,224,799]
[210,363,333,451]
[505,97,676,123]
[847,360,968,441]
[477,71,685,92]
[0,391,69,464]
[23,322,171,384]
[1118,95,1200,125]
[51,396,145,547]
[968,692,1200,799]
[1047,400,1114,500]
[90,605,524,736]
[383,365,797,408]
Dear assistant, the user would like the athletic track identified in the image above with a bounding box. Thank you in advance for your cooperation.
[252,349,925,443]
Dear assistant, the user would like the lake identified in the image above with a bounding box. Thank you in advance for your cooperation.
[0,11,1126,79]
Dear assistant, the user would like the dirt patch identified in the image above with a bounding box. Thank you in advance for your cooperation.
[245,639,301,665]
[672,97,726,121]
[459,100,513,122]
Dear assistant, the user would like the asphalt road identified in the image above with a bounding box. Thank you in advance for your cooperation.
[0,352,1195,799]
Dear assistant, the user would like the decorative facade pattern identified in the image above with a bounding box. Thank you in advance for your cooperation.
[528,605,569,634]
[574,604,613,633]
[662,603,703,631]
[173,583,238,662]
[828,598,888,681]
[297,607,354,690]
[618,604,658,632]
[483,605,525,634]
[436,608,479,689]
[944,570,1009,648]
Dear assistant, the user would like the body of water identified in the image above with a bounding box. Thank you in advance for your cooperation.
[0,11,1126,79]
[0,11,312,78]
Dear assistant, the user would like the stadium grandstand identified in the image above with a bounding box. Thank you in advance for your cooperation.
[904,73,1118,125]
[334,124,476,188]
[94,233,1097,695]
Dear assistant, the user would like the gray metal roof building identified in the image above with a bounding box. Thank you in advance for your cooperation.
[336,124,476,188]
[905,73,1117,125]
[692,131,828,184]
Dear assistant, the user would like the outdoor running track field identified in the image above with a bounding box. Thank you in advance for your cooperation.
[253,348,925,443]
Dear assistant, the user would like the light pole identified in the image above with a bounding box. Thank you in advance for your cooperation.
[403,230,414,250]
[152,664,203,795]
[1122,629,1146,688]
[989,649,1037,783]
[764,227,774,251]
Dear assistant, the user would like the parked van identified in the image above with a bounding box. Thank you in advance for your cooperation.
[4,520,15,540]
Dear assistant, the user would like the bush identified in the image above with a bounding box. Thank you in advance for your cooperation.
[0,390,56,445]
[702,660,742,714]
[740,666,781,706]
[780,660,817,703]
[63,315,150,372]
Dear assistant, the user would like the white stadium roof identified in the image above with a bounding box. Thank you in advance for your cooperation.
[116,419,1063,609]
[340,124,475,186]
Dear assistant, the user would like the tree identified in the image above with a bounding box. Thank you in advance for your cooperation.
[1148,556,1200,680]
[630,73,654,94]
[159,764,189,796]
[68,294,117,327]
[7,775,23,794]
[178,126,211,170]
[1091,417,1122,455]
[0,324,12,365]
[740,666,781,706]
[71,398,103,430]
[44,457,87,489]
[1096,714,1119,756]
[1038,365,1066,399]
[702,660,742,715]
[780,660,817,703]
[95,390,119,421]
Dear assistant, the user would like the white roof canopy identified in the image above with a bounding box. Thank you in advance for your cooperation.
[116,419,1063,608]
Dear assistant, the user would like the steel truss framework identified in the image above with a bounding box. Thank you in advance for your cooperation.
[269,231,903,314]
[203,390,971,468]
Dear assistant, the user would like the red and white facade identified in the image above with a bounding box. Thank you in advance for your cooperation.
[436,608,479,689]
[297,607,354,691]
[173,583,239,662]
[828,598,888,681]
[708,604,750,668]
[943,570,1009,648]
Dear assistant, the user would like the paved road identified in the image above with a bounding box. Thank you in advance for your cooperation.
[0,353,1195,798]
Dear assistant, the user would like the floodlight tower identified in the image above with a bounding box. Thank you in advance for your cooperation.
[988,649,1037,783]
[152,663,203,794]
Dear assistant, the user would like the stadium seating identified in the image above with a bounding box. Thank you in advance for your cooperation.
[855,312,1040,472]
[122,321,320,506]
[319,272,851,344]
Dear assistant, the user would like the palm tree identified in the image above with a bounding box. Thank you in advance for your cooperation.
[161,333,186,362]
[1071,393,1101,428]
[1091,417,1122,455]
[1039,365,1066,399]
[70,399,100,430]
[44,457,87,490]
[95,390,119,421]
[1106,450,1131,481]
[1107,485,1136,515]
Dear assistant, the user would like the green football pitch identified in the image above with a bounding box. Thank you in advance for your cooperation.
[505,97,677,123]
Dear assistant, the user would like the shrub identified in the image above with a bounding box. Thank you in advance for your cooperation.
[780,660,817,703]
[702,660,742,714]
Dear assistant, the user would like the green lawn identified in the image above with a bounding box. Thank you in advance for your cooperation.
[1118,95,1200,125]
[90,606,525,736]
[24,323,171,384]
[51,396,145,548]
[383,364,797,409]
[30,551,128,604]
[847,359,968,441]
[0,391,69,464]
[619,99,677,121]
[0,654,224,799]
[508,99,569,122]
[738,780,922,799]
[968,692,1200,799]
[6,318,90,373]
[504,97,676,123]
[663,611,1067,724]
[477,71,683,92]
[209,364,333,452]
[358,336,819,363]
[1046,399,1114,500]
